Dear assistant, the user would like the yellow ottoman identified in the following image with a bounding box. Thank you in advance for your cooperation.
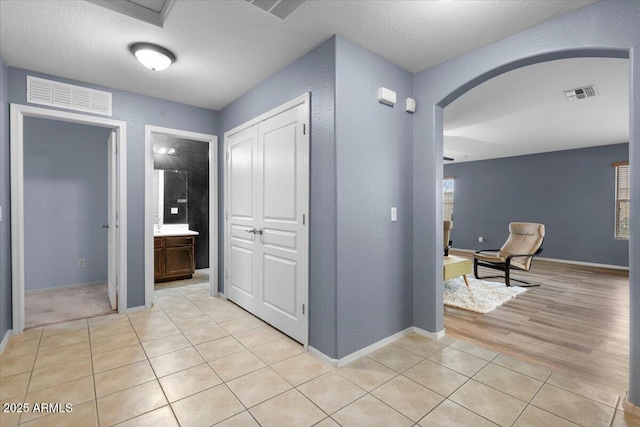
[444,256,472,287]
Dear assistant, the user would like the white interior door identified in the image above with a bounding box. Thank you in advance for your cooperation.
[107,130,118,310]
[256,104,308,343]
[225,100,308,344]
[226,126,259,314]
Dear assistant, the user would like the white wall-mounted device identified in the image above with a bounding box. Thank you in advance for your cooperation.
[405,98,416,113]
[377,87,396,106]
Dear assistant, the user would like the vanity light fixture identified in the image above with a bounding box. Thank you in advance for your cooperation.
[153,145,177,156]
[129,42,176,71]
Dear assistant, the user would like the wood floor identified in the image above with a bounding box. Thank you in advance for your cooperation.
[445,250,630,394]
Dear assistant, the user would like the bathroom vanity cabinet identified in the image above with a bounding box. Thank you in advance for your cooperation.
[154,235,195,282]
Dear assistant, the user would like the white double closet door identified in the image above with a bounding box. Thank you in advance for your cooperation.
[225,99,308,345]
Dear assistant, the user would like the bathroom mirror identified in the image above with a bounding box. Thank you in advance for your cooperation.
[153,169,188,225]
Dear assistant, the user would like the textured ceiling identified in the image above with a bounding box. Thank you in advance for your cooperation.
[128,0,167,13]
[444,57,629,163]
[0,0,598,111]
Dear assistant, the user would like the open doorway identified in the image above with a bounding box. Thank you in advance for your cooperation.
[144,126,217,308]
[22,118,116,328]
[10,104,127,334]
[440,57,630,390]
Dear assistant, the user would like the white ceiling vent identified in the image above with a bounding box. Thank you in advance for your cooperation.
[27,76,112,116]
[243,0,309,21]
[564,85,597,101]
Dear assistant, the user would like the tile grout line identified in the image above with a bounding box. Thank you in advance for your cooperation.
[143,320,180,427]
[87,318,100,427]
[9,281,626,427]
[181,294,266,426]
[133,302,187,426]
[383,346,504,426]
[524,369,591,426]
[19,322,93,426]
[609,395,621,426]
[15,328,42,427]
[126,290,268,425]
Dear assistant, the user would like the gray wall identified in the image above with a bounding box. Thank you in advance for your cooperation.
[24,118,111,290]
[220,37,337,358]
[3,1,639,401]
[335,37,414,358]
[0,55,10,340]
[444,143,629,267]
[413,0,640,403]
[7,67,218,308]
[220,36,414,359]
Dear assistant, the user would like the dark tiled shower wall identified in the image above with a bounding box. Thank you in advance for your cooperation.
[154,137,210,269]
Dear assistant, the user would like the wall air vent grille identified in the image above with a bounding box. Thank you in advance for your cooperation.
[244,0,309,21]
[564,85,597,102]
[27,76,112,116]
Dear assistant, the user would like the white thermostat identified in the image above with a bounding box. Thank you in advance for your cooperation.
[405,98,416,113]
[377,87,396,106]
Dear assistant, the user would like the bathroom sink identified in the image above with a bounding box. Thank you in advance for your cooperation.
[154,224,199,237]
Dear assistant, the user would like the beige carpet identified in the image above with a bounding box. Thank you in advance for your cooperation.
[25,283,115,329]
[444,276,527,313]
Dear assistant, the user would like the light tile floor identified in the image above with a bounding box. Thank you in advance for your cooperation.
[1,281,640,426]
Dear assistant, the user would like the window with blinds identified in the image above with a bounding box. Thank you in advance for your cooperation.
[614,162,629,240]
[444,177,454,221]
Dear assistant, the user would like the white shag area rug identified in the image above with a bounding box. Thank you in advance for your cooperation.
[444,276,527,314]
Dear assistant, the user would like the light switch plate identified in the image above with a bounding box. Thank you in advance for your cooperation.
[171,207,179,214]
[405,97,416,113]
[391,207,397,222]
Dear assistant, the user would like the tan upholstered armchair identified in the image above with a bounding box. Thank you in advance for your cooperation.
[473,222,545,287]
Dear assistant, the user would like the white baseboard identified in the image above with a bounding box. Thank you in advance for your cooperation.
[308,346,339,368]
[413,326,446,340]
[125,305,147,314]
[308,326,446,368]
[451,248,629,271]
[309,333,405,369]
[536,256,629,271]
[25,280,106,293]
[0,329,12,353]
[623,397,640,415]
[336,327,414,367]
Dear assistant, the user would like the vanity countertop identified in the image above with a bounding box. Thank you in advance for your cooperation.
[154,229,199,237]
[154,224,199,237]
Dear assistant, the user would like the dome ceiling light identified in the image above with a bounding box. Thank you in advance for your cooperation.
[129,42,176,71]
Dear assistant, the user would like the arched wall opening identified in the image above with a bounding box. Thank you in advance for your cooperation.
[412,1,639,404]
[440,54,629,391]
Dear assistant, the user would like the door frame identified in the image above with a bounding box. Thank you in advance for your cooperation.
[10,103,128,334]
[144,125,218,308]
[223,93,310,348]
[107,130,118,310]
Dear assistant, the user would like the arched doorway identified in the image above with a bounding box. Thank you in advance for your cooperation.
[412,0,639,406]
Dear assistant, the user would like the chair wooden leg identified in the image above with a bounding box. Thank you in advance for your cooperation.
[463,274,470,287]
